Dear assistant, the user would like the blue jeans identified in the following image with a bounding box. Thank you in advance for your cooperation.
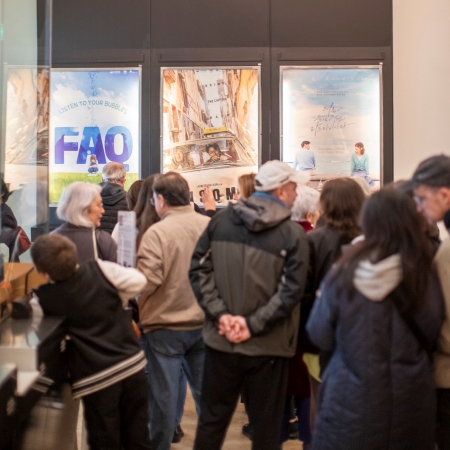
[352,169,374,186]
[144,328,205,450]
[176,368,187,427]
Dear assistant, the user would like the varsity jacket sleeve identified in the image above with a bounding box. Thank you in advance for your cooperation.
[97,260,147,307]
[189,226,229,321]
[246,230,309,336]
[137,228,165,300]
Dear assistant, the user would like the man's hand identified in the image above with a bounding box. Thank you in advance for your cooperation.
[218,315,251,343]
[225,316,251,344]
[202,185,217,211]
[218,314,235,336]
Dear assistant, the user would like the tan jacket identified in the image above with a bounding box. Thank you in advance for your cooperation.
[435,237,450,388]
[137,206,210,332]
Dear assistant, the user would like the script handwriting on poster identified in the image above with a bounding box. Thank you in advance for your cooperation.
[311,102,356,136]
[54,126,133,170]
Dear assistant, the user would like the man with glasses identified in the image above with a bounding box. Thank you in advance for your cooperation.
[137,172,210,450]
[412,154,450,449]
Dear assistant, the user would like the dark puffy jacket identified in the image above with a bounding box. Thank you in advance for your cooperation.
[99,182,129,234]
[307,265,444,450]
[52,223,117,263]
[189,194,309,358]
[300,226,354,353]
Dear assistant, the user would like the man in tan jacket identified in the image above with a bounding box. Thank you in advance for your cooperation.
[412,154,450,449]
[137,172,210,450]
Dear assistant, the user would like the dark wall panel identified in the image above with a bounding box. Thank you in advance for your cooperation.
[151,0,270,48]
[52,0,150,52]
[271,0,392,47]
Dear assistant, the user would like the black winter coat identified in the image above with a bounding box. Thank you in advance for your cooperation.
[307,271,444,450]
[299,226,354,353]
[99,182,129,234]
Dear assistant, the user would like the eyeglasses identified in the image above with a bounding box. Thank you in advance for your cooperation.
[149,197,155,206]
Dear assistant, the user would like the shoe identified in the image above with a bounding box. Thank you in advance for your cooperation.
[288,420,299,440]
[242,423,254,441]
[172,425,184,444]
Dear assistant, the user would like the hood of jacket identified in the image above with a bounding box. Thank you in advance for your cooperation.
[100,182,127,206]
[231,194,292,232]
[353,253,402,301]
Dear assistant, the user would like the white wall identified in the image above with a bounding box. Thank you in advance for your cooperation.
[393,0,450,180]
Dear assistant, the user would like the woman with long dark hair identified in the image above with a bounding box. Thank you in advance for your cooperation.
[301,178,366,430]
[306,188,444,450]
[134,175,159,248]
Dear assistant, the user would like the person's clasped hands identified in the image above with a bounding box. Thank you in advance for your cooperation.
[218,314,251,344]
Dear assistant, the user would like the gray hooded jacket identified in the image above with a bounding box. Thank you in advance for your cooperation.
[189,194,309,358]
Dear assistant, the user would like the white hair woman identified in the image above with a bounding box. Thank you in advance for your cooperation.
[52,182,117,263]
[291,184,321,232]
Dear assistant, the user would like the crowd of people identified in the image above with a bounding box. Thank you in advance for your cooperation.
[27,154,450,450]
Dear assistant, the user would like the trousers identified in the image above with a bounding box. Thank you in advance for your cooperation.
[194,346,288,450]
[144,328,204,450]
[82,370,152,450]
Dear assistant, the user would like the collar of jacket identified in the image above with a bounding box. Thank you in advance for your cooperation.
[160,205,194,220]
[444,209,450,231]
[61,222,94,230]
[231,195,291,232]
[252,191,286,208]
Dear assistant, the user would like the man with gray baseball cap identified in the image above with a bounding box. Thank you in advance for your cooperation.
[412,154,450,449]
[189,160,310,450]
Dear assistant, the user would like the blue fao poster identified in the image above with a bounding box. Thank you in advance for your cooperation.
[49,68,141,204]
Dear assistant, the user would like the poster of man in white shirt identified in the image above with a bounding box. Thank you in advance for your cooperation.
[292,140,316,174]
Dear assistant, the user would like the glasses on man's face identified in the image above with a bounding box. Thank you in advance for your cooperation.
[150,197,155,206]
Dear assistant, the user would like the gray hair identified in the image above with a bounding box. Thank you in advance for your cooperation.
[57,182,102,227]
[102,162,126,183]
[351,176,372,198]
[291,184,320,221]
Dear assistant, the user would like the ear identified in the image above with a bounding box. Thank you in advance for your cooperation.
[441,187,450,208]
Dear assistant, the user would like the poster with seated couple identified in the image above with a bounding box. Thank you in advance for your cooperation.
[161,67,260,206]
[281,66,382,192]
[49,68,141,204]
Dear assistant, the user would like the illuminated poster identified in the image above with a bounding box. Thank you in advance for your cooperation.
[281,66,381,190]
[5,67,49,165]
[49,68,141,204]
[162,67,259,205]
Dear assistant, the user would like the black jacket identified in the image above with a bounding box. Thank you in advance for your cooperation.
[52,223,117,263]
[0,203,19,261]
[35,261,146,399]
[190,194,309,358]
[300,226,354,353]
[99,182,129,234]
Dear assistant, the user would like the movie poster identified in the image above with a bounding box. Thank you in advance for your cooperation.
[162,67,260,205]
[49,68,141,204]
[281,66,381,190]
[5,66,50,166]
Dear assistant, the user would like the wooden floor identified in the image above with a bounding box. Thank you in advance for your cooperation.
[172,388,303,450]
